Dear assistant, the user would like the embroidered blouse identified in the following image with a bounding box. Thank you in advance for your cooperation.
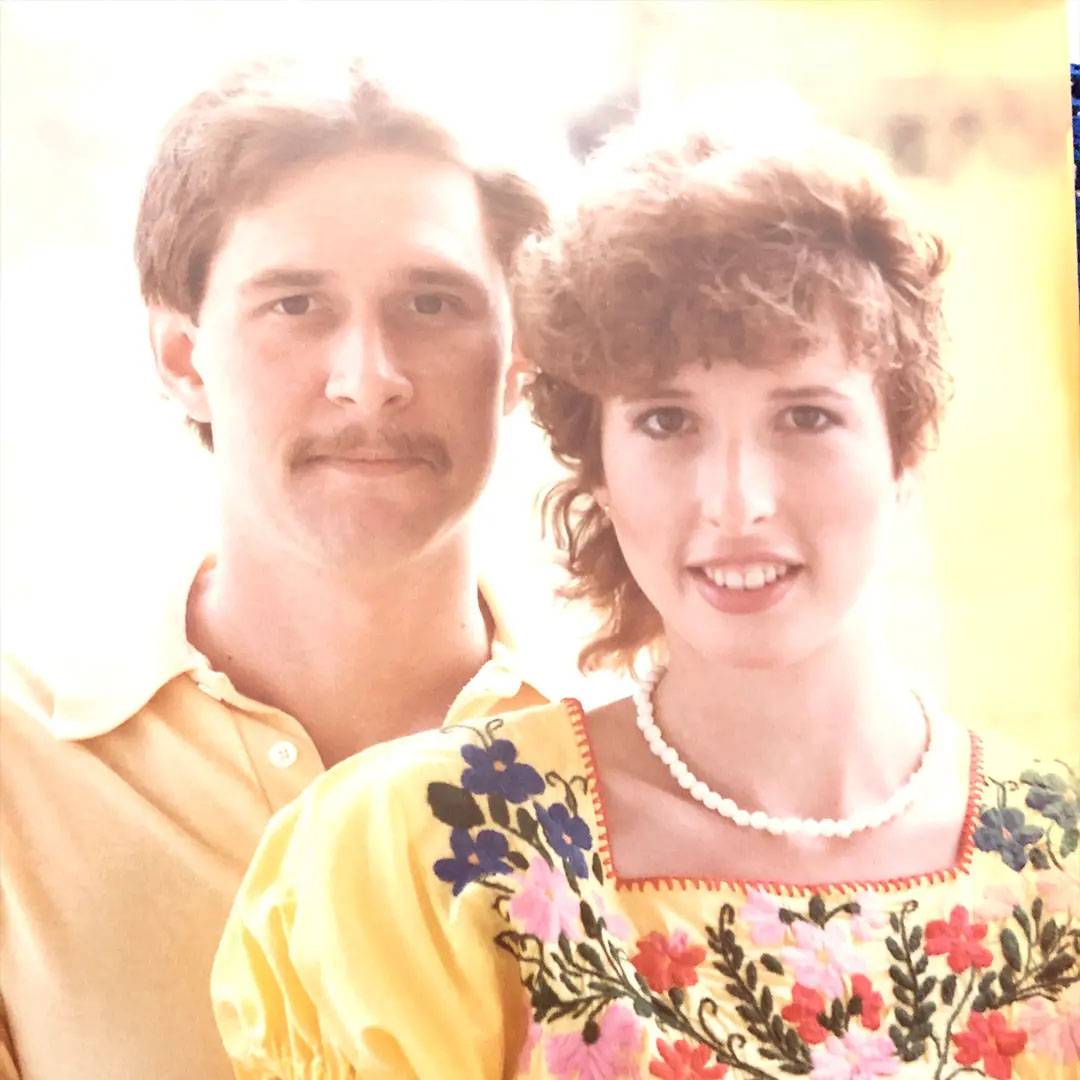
[212,700,1080,1079]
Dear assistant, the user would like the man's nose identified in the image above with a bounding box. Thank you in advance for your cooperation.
[700,438,777,532]
[324,322,413,412]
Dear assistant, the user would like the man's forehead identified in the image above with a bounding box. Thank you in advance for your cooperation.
[210,151,505,295]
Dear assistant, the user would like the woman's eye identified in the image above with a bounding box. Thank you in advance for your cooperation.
[781,405,838,432]
[271,294,316,316]
[637,407,693,439]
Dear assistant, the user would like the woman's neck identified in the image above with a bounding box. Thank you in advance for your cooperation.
[655,625,929,823]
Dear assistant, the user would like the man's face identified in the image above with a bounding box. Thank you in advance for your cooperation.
[190,150,514,571]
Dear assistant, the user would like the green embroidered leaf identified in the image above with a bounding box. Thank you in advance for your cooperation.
[632,998,654,1018]
[761,953,785,976]
[516,807,538,843]
[577,943,605,971]
[908,926,922,952]
[895,1007,913,1028]
[579,900,599,939]
[746,961,758,990]
[888,1024,905,1052]
[1042,954,1076,981]
[778,908,799,925]
[978,971,997,994]
[940,974,957,1005]
[889,913,901,933]
[1000,967,1017,994]
[902,1041,926,1062]
[669,987,685,1009]
[913,1002,936,1024]
[760,985,773,1016]
[886,938,906,962]
[1019,768,1041,785]
[506,851,529,871]
[582,1018,600,1045]
[1062,828,1079,857]
[1013,906,1032,940]
[918,976,936,999]
[848,994,863,1017]
[1029,847,1051,870]
[557,933,573,962]
[488,794,510,828]
[829,999,845,1028]
[1039,920,1060,954]
[890,964,917,992]
[1032,896,1044,923]
[913,955,928,976]
[591,851,604,884]
[808,895,827,926]
[1000,928,1023,972]
[427,782,484,829]
[735,1004,755,1025]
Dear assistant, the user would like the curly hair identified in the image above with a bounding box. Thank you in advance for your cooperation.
[136,57,548,449]
[515,115,950,672]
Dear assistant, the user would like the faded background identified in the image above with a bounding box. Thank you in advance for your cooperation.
[1,0,1077,755]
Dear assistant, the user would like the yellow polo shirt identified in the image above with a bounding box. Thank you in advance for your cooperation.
[0,555,546,1080]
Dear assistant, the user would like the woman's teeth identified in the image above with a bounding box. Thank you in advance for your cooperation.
[700,564,790,591]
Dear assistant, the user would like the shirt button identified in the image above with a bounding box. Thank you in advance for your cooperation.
[268,740,298,769]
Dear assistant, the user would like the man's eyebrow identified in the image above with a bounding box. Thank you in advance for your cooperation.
[403,265,490,295]
[769,385,853,402]
[241,268,329,294]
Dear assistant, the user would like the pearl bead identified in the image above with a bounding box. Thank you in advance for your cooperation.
[677,771,696,791]
[703,790,722,811]
[733,809,752,827]
[659,746,678,767]
[748,811,769,831]
[764,816,785,836]
[718,798,738,818]
[691,780,710,802]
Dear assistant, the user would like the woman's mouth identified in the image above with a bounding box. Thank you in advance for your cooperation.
[688,561,802,614]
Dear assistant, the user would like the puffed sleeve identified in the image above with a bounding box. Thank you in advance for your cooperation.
[211,733,527,1080]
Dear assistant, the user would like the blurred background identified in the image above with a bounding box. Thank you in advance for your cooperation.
[1,0,1077,755]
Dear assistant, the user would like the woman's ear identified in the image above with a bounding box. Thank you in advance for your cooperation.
[149,308,211,424]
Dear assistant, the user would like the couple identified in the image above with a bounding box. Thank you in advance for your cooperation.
[2,59,1075,1080]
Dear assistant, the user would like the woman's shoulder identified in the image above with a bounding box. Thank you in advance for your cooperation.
[970,726,1078,878]
[291,698,586,836]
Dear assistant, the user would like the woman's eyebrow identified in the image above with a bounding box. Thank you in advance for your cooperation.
[769,385,852,402]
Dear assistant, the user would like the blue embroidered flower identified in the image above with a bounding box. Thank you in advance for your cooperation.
[973,806,1044,871]
[434,828,512,895]
[460,739,545,803]
[1022,770,1079,829]
[535,801,592,878]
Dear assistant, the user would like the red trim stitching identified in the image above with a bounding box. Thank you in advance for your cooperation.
[566,700,987,898]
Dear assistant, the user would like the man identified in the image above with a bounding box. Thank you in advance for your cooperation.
[0,58,549,1080]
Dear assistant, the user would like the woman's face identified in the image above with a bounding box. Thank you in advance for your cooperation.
[596,326,904,669]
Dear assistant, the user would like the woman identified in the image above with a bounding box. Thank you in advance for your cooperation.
[212,113,1079,1079]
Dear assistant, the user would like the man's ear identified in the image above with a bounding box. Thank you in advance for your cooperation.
[149,308,211,424]
[502,339,533,416]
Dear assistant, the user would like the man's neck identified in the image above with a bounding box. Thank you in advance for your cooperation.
[186,530,492,767]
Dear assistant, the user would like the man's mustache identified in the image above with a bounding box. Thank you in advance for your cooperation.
[291,424,451,474]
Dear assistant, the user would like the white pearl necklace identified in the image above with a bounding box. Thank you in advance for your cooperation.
[632,667,935,839]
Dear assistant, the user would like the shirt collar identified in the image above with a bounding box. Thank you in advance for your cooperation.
[44,553,537,741]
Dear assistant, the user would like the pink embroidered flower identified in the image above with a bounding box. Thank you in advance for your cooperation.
[739,889,788,946]
[517,1017,542,1073]
[545,1003,643,1080]
[975,880,1024,925]
[649,1038,728,1079]
[1035,868,1080,915]
[587,889,632,940]
[849,974,884,1031]
[952,1010,1027,1079]
[631,929,707,993]
[924,906,993,973]
[781,984,828,1044]
[809,1029,899,1079]
[780,920,866,999]
[1020,982,1080,1064]
[509,856,581,944]
[849,892,889,943]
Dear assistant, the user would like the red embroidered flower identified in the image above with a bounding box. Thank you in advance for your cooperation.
[924,905,993,973]
[649,1039,728,1079]
[781,984,828,1044]
[631,930,707,993]
[850,973,884,1031]
[952,1010,1028,1079]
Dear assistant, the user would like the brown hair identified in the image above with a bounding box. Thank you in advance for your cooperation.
[515,115,950,672]
[136,57,548,448]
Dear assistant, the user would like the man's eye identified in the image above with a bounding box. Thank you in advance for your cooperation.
[411,293,450,316]
[636,407,693,439]
[271,295,315,316]
[781,405,839,432]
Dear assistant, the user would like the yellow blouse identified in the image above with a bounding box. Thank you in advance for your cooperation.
[212,701,1079,1079]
